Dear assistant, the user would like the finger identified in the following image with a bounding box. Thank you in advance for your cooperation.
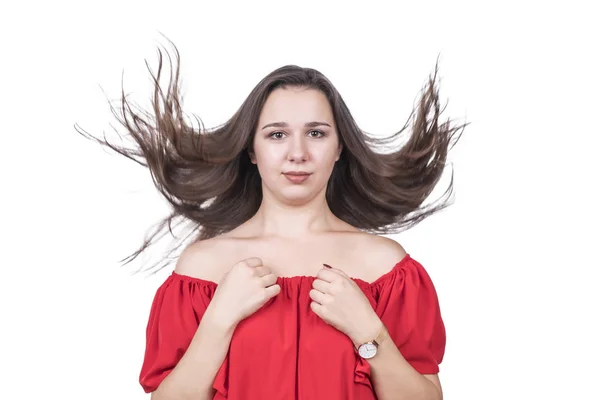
[312,279,330,294]
[330,268,350,278]
[264,283,281,299]
[260,273,278,287]
[253,266,271,277]
[310,301,326,318]
[240,257,263,268]
[309,289,330,305]
[316,268,340,283]
[323,264,350,278]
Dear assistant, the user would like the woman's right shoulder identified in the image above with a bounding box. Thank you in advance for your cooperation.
[174,237,236,283]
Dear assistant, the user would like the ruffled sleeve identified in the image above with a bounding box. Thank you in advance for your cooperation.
[139,273,216,393]
[373,257,446,374]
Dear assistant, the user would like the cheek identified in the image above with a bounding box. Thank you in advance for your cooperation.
[254,147,283,174]
[316,144,340,165]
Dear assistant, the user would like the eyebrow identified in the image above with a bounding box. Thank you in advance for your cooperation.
[261,121,332,130]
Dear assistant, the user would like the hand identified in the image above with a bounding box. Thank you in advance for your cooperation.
[209,257,281,329]
[310,265,383,347]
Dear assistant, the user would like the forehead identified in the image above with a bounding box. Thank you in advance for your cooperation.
[258,87,333,124]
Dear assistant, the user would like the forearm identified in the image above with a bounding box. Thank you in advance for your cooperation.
[152,305,235,400]
[365,327,442,400]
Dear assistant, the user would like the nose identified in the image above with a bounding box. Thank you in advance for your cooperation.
[287,135,308,162]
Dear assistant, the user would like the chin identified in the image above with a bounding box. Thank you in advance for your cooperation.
[262,180,325,205]
[265,185,307,202]
[280,193,314,205]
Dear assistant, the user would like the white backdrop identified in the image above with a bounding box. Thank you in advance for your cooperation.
[1,1,598,399]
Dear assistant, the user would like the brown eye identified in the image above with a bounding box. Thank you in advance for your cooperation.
[308,130,324,138]
[269,132,285,139]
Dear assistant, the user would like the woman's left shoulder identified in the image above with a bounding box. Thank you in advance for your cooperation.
[355,234,408,279]
[359,233,406,255]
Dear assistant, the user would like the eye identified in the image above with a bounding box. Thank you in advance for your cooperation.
[268,131,285,139]
[308,130,324,138]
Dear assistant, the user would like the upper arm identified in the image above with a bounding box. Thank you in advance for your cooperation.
[368,238,446,383]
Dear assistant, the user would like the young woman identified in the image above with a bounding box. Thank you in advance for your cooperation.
[80,45,465,400]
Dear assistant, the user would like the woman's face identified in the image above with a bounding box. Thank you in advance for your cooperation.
[251,86,342,205]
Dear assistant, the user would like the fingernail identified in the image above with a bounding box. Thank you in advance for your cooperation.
[323,263,332,269]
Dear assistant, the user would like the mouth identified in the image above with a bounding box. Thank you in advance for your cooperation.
[283,172,312,184]
[283,172,311,176]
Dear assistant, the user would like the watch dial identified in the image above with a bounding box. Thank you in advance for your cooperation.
[358,343,377,359]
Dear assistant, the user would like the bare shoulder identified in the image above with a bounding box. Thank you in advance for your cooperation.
[355,233,408,280]
[175,236,239,283]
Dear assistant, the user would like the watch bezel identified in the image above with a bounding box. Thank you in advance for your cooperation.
[357,341,379,359]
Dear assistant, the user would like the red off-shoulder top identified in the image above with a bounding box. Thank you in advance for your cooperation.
[139,254,446,399]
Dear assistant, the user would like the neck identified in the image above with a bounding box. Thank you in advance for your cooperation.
[250,192,338,238]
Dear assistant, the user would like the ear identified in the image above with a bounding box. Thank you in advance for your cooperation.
[248,150,257,164]
[335,143,343,161]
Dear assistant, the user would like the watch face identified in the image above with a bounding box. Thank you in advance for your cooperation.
[358,342,377,359]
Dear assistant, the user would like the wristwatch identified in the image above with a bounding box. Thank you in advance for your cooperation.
[356,328,384,359]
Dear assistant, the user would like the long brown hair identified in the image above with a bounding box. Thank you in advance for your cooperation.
[76,43,467,273]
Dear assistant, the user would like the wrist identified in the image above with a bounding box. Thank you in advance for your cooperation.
[351,316,384,348]
[203,303,238,335]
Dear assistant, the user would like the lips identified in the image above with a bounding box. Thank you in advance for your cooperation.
[283,172,311,176]
[283,172,311,184]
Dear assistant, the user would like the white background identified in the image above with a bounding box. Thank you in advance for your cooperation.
[1,1,598,399]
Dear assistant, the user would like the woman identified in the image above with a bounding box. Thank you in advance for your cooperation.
[79,45,465,399]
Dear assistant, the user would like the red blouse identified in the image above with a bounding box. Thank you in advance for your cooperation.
[139,254,446,399]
